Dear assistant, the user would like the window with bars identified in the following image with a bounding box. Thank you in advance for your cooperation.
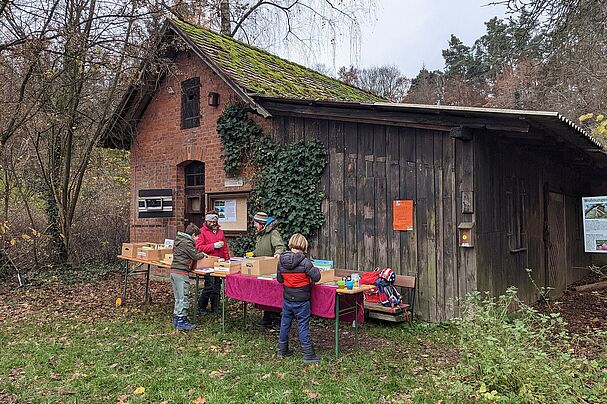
[181,77,200,129]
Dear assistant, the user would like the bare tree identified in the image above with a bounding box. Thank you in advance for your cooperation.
[166,0,375,63]
[0,0,161,265]
[337,64,409,102]
[357,65,409,103]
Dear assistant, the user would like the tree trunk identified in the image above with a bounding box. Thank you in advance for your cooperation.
[220,0,231,35]
[46,190,68,265]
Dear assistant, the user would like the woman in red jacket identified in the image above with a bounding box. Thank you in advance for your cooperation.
[196,210,230,314]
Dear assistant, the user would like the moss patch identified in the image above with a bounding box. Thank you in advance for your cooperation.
[172,19,384,103]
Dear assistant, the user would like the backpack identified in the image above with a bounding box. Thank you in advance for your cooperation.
[376,267,403,308]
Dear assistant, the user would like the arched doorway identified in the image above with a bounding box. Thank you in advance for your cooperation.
[183,161,205,228]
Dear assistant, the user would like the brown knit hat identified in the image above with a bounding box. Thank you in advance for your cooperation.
[185,223,201,236]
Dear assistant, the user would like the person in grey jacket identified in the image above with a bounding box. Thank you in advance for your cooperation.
[276,233,321,364]
[170,223,208,331]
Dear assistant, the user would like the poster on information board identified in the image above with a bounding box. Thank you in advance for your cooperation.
[213,199,237,222]
[582,196,607,253]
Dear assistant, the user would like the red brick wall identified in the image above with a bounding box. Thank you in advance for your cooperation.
[130,51,271,243]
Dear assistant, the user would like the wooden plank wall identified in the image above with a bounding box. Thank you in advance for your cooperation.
[474,133,593,303]
[271,115,463,321]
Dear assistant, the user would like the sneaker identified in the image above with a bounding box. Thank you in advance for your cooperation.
[175,316,196,331]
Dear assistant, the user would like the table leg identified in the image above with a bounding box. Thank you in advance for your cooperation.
[221,278,225,333]
[335,293,340,359]
[144,263,151,304]
[194,275,200,321]
[242,301,248,328]
[354,294,359,350]
[122,261,129,302]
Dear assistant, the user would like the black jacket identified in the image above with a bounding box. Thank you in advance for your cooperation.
[277,251,321,302]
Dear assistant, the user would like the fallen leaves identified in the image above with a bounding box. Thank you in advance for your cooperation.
[7,368,25,381]
[209,370,225,379]
[134,386,145,395]
[304,389,321,399]
[192,397,206,404]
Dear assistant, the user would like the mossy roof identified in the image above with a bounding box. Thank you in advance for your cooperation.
[172,19,384,103]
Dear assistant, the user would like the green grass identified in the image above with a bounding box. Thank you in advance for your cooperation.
[0,297,452,403]
[2,278,606,403]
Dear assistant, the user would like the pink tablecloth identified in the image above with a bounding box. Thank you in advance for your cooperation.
[225,274,364,324]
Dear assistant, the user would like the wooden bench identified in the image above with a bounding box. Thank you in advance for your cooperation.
[334,269,416,323]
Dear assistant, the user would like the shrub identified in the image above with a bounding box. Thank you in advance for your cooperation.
[433,288,606,403]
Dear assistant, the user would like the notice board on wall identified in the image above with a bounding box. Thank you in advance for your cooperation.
[207,193,248,232]
[393,200,414,231]
[582,195,607,252]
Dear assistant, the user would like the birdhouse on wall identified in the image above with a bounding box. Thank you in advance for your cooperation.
[458,222,474,248]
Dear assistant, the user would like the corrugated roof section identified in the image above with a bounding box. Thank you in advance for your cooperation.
[172,19,384,103]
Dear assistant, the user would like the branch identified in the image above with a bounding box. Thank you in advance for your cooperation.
[231,0,301,37]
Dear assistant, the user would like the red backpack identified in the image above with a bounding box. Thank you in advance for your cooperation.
[361,269,381,303]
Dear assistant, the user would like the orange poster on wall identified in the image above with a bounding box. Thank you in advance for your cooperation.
[393,200,414,231]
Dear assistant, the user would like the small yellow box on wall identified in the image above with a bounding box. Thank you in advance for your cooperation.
[458,222,474,248]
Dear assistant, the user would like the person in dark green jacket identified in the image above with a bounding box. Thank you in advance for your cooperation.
[171,223,208,331]
[252,212,286,327]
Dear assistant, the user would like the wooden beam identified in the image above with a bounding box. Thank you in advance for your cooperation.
[450,126,473,141]
[259,101,531,133]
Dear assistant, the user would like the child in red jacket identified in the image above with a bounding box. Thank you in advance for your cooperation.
[195,210,230,314]
[277,234,321,364]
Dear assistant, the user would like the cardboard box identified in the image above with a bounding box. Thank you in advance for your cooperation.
[242,257,279,277]
[163,253,173,265]
[121,242,150,258]
[214,259,242,274]
[317,269,336,284]
[137,247,172,261]
[196,256,220,269]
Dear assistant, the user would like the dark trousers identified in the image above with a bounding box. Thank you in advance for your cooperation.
[278,299,311,348]
[201,275,221,298]
[199,275,221,312]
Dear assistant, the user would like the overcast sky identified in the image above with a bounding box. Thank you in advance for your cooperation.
[309,0,509,78]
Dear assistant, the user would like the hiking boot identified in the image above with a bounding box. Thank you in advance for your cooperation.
[210,295,221,315]
[198,296,209,313]
[175,316,196,331]
[257,311,273,327]
[278,341,293,358]
[302,343,320,364]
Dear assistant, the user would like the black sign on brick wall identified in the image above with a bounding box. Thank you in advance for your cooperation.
[138,189,174,218]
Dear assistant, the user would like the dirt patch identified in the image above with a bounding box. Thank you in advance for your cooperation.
[12,271,603,363]
[0,272,423,357]
[537,274,607,359]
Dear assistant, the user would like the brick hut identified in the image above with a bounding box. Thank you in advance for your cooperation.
[103,19,607,321]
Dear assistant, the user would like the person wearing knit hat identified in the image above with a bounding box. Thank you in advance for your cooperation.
[252,211,286,327]
[170,222,207,331]
[253,211,269,225]
[196,210,230,315]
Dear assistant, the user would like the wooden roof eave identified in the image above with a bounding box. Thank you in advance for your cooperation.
[255,96,531,133]
[167,20,271,118]
[101,20,175,149]
[255,96,607,169]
